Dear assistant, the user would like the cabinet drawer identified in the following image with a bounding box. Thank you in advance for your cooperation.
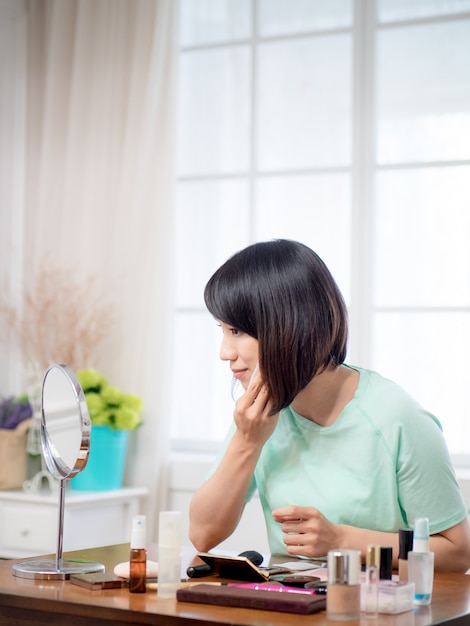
[0,487,147,558]
[1,505,56,553]
[64,502,129,550]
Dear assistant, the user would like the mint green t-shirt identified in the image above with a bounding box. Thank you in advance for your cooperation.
[218,366,467,556]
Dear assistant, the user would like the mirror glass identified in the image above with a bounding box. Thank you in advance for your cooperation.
[12,364,104,580]
[41,364,90,478]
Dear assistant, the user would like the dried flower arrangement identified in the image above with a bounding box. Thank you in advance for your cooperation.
[1,265,113,373]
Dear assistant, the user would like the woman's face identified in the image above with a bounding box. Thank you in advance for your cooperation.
[217,320,259,390]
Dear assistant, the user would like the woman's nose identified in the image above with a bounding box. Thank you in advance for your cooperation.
[219,339,236,361]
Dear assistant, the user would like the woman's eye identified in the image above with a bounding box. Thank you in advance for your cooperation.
[215,321,242,336]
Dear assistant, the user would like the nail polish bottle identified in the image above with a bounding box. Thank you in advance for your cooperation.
[408,517,434,606]
[327,549,361,621]
[398,528,414,582]
[129,515,147,593]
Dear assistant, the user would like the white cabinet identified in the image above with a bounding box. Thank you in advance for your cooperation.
[0,487,147,558]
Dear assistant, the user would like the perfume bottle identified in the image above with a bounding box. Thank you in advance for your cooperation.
[129,515,147,593]
[363,544,380,618]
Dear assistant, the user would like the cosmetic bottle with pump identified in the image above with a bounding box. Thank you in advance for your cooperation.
[327,549,361,621]
[158,511,182,598]
[408,517,434,605]
[398,528,414,582]
[129,515,147,594]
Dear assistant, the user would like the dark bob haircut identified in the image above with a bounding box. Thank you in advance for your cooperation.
[204,239,348,414]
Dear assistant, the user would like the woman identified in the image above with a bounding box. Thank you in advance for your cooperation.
[189,239,470,572]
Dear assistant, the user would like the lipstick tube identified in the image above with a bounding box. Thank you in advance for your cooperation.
[227,582,322,594]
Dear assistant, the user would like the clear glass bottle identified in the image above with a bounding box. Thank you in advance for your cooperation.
[363,544,379,618]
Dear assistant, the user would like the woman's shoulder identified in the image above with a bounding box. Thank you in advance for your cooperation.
[349,365,443,432]
[351,364,423,409]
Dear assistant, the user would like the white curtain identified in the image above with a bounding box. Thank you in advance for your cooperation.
[23,0,178,538]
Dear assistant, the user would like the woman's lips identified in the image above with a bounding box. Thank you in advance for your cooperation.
[232,369,248,380]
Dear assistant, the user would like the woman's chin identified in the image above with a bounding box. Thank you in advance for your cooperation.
[231,378,246,400]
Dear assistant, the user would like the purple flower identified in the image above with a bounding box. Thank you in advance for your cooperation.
[0,396,32,430]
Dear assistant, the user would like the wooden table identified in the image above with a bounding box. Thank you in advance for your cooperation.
[1,543,470,625]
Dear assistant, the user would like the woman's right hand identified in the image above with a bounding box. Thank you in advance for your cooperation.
[232,366,279,445]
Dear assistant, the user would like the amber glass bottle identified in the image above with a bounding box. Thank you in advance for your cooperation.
[129,515,147,593]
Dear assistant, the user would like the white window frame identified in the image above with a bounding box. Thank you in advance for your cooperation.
[172,0,470,468]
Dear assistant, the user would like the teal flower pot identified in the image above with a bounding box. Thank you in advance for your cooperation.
[70,425,128,491]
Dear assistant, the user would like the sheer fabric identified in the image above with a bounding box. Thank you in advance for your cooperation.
[19,0,176,533]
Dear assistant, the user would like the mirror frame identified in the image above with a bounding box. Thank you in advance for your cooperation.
[40,363,92,480]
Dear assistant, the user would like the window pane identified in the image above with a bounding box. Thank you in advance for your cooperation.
[177,47,251,175]
[171,312,234,441]
[371,312,470,455]
[180,0,252,46]
[258,0,352,36]
[173,2,470,457]
[374,166,470,307]
[175,180,250,308]
[376,20,470,164]
[257,35,352,170]
[255,173,351,300]
[378,0,470,22]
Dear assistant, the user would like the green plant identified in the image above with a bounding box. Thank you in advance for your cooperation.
[77,368,143,431]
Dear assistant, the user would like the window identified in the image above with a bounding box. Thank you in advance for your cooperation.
[172,0,470,460]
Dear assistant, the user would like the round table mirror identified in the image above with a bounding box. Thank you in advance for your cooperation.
[12,364,104,580]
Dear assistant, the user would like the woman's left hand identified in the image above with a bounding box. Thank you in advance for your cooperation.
[272,505,342,558]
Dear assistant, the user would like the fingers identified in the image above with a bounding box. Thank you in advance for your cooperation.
[281,526,316,558]
[248,365,266,405]
[272,505,309,521]
[239,365,270,413]
[272,506,335,558]
[237,384,269,415]
[248,364,260,388]
[272,507,310,542]
[283,542,312,558]
[232,365,279,443]
[252,385,270,412]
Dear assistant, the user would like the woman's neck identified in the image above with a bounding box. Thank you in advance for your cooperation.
[291,365,359,426]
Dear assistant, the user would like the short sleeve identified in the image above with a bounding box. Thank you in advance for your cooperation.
[395,409,467,534]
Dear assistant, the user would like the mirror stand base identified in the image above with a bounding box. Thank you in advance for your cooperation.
[12,558,105,580]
